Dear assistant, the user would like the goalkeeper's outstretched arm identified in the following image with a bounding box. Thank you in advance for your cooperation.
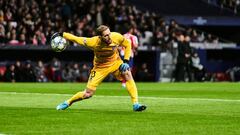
[63,32,97,48]
[51,32,97,48]
[62,32,85,45]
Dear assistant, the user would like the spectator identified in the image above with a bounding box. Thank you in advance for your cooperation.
[152,30,166,50]
[18,33,26,45]
[79,63,90,82]
[0,10,4,23]
[35,60,48,82]
[51,58,62,82]
[45,63,54,82]
[32,30,46,45]
[5,9,13,21]
[136,63,151,82]
[191,52,206,81]
[72,63,81,82]
[8,32,19,45]
[204,34,213,43]
[190,29,200,42]
[0,24,5,44]
[4,64,16,82]
[175,34,192,82]
[22,60,36,82]
[226,66,240,81]
[62,64,74,82]
[15,60,24,82]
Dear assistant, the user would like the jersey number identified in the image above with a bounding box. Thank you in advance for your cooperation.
[89,71,96,80]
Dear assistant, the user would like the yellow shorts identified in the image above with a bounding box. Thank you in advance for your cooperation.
[86,60,124,90]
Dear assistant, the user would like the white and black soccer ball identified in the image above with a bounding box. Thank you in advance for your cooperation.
[51,36,67,52]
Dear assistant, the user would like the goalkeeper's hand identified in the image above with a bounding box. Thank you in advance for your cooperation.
[119,60,130,72]
[51,32,63,40]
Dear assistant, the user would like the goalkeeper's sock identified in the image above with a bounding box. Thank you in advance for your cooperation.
[126,79,138,104]
[67,91,85,105]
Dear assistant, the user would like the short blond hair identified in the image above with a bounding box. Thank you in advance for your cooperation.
[96,25,109,36]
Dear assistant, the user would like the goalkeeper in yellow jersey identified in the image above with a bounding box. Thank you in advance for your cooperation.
[54,25,147,111]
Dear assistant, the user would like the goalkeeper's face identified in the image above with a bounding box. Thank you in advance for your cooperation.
[101,28,112,44]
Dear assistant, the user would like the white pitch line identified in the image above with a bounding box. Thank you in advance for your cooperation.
[1,92,240,102]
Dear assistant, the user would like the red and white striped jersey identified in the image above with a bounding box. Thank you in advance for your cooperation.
[120,33,138,57]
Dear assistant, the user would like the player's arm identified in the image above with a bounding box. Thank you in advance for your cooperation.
[118,34,132,72]
[119,35,131,61]
[63,32,97,48]
[132,36,139,48]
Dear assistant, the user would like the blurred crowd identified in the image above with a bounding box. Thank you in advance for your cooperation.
[0,58,153,82]
[0,59,91,82]
[0,0,235,83]
[0,0,220,48]
[218,0,240,14]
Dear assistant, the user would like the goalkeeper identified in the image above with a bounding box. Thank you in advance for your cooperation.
[54,25,147,111]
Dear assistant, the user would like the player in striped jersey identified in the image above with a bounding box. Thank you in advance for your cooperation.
[119,26,139,87]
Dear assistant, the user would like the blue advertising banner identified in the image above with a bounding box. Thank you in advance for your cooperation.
[165,16,240,26]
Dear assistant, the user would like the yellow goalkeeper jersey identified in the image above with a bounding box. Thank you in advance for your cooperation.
[63,32,131,68]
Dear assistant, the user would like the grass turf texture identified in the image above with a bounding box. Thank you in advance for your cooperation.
[0,82,240,135]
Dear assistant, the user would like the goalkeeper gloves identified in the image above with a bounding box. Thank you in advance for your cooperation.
[119,60,130,72]
[51,32,63,40]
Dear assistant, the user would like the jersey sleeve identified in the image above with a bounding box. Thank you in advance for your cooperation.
[118,34,131,60]
[63,32,98,48]
[132,36,139,48]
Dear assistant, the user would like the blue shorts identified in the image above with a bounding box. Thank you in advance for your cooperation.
[120,56,134,68]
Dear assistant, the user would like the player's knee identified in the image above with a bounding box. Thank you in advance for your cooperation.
[84,94,92,99]
[84,92,93,99]
[83,89,94,99]
[122,70,133,81]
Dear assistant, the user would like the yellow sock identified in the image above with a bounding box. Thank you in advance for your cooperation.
[126,79,138,104]
[67,91,84,105]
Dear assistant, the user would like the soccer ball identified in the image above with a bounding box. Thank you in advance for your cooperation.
[51,36,67,52]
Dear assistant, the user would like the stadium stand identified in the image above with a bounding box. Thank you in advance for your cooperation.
[204,0,240,15]
[0,0,239,82]
[0,0,229,46]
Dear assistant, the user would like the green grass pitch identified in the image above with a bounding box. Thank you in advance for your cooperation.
[0,82,240,135]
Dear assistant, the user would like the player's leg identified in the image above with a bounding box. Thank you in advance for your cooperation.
[123,71,147,111]
[121,57,134,88]
[56,67,110,110]
[120,70,138,103]
[113,63,147,111]
[67,88,94,105]
[56,88,94,110]
[120,54,126,87]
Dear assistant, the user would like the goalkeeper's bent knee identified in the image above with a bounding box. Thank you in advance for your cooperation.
[83,89,95,99]
[83,92,93,99]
